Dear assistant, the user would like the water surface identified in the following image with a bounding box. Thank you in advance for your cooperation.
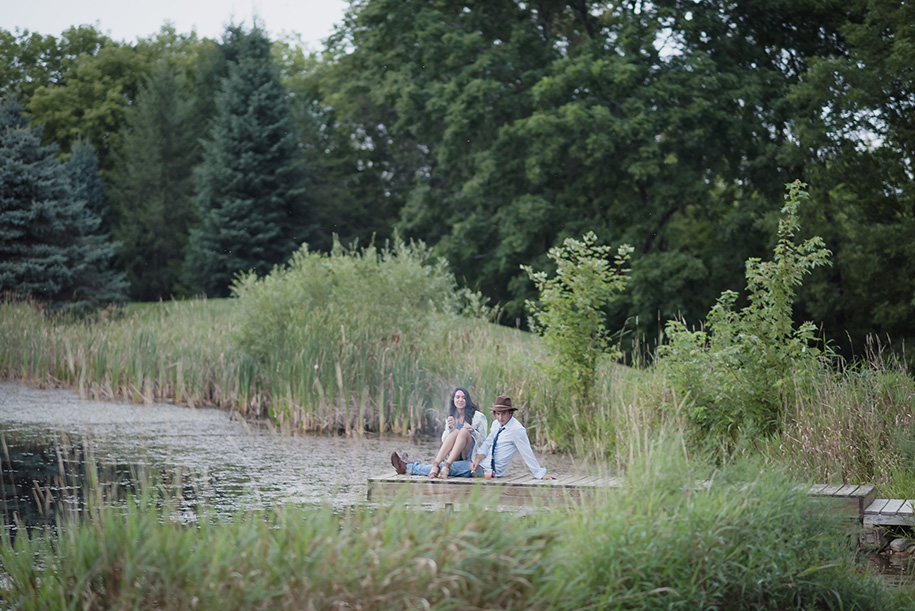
[0,382,580,524]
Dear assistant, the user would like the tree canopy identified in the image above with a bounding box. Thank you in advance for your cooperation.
[1,2,913,356]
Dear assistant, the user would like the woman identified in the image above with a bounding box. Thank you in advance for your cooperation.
[389,387,489,478]
[428,387,488,478]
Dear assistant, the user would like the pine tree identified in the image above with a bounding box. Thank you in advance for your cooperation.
[0,96,77,302]
[184,24,309,297]
[110,63,200,300]
[68,139,112,231]
[0,96,126,308]
[64,141,128,306]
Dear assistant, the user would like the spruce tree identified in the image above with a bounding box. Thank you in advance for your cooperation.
[68,139,112,231]
[0,96,77,302]
[0,96,126,308]
[185,24,309,297]
[111,63,200,300]
[64,141,128,306]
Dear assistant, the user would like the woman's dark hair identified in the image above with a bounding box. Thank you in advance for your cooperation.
[448,387,478,425]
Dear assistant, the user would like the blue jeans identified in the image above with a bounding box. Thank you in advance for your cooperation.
[407,439,480,477]
[407,458,478,477]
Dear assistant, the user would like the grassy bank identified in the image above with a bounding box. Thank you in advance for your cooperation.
[2,444,908,610]
[2,233,915,496]
[2,296,915,494]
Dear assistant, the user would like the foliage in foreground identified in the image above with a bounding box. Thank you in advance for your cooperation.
[0,442,906,610]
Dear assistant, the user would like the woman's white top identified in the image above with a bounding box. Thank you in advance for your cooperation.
[441,409,489,451]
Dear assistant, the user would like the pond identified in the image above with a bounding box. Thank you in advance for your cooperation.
[0,382,583,529]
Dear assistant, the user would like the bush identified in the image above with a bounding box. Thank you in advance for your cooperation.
[660,180,832,442]
[522,232,633,405]
[231,236,491,432]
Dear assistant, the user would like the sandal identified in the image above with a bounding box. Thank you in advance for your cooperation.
[438,462,451,479]
[428,464,441,479]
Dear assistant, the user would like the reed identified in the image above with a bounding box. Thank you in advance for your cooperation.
[761,344,915,495]
[0,298,262,411]
[1,435,905,610]
[4,295,915,493]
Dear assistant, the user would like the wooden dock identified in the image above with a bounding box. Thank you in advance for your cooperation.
[367,474,915,549]
[865,499,915,527]
[368,475,883,516]
[367,472,621,507]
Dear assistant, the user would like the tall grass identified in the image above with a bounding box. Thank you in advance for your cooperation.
[0,298,262,411]
[763,343,915,496]
[2,237,915,494]
[1,436,907,610]
[4,296,915,492]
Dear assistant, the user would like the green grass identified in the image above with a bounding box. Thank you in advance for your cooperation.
[3,295,915,495]
[1,440,909,610]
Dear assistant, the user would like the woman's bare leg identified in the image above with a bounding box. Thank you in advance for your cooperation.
[446,428,472,465]
[429,429,459,477]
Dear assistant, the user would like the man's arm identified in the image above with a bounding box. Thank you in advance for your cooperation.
[514,428,548,479]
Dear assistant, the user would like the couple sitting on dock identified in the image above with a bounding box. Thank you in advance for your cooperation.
[390,388,556,480]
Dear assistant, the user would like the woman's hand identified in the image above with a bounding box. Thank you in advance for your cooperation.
[446,416,455,429]
[462,423,473,431]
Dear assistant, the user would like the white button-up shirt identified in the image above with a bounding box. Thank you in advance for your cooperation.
[477,416,547,479]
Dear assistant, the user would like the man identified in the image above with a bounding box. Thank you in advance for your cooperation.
[470,395,557,480]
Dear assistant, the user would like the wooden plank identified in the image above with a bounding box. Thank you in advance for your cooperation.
[816,484,846,496]
[834,484,861,497]
[367,472,585,507]
[497,474,536,485]
[864,511,915,527]
[853,485,877,514]
[883,499,906,515]
[553,474,594,486]
[566,475,604,488]
[808,484,868,518]
[865,498,891,514]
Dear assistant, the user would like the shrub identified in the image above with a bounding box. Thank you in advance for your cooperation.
[522,232,633,405]
[660,180,832,442]
[230,236,491,431]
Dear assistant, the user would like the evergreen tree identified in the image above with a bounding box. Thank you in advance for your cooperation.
[111,63,200,300]
[185,24,309,297]
[0,97,126,308]
[68,139,112,230]
[64,140,128,307]
[0,96,75,301]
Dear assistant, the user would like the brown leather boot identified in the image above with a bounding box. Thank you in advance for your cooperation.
[391,451,408,475]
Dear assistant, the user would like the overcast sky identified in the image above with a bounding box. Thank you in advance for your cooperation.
[3,0,350,49]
